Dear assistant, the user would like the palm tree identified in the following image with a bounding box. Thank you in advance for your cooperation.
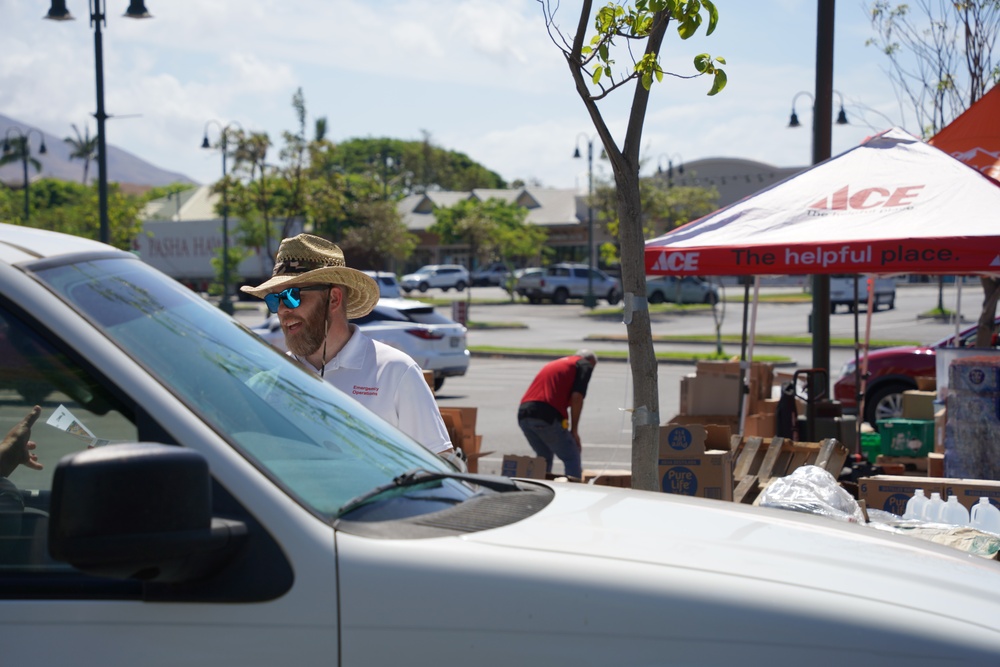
[64,123,98,184]
[0,136,42,175]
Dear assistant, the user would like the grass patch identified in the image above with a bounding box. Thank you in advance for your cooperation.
[646,334,920,347]
[466,321,528,330]
[414,296,520,307]
[469,346,791,363]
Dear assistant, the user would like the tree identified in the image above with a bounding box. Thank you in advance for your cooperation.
[338,199,417,270]
[64,124,98,185]
[592,173,719,265]
[431,198,548,287]
[25,178,142,249]
[866,0,1000,346]
[542,0,726,491]
[0,137,41,174]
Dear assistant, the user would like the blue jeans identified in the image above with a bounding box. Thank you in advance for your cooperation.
[517,416,582,479]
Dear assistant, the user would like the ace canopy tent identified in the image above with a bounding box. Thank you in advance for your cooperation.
[644,128,1000,278]
[643,127,1000,436]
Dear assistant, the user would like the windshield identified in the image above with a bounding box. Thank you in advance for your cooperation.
[34,257,468,519]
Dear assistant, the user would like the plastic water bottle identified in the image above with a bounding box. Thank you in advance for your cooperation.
[903,489,928,520]
[941,496,970,526]
[971,497,1000,534]
[923,492,946,522]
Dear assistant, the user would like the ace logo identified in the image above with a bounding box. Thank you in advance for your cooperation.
[649,251,699,273]
[809,185,925,211]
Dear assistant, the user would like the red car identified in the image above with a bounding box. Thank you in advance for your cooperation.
[834,319,998,426]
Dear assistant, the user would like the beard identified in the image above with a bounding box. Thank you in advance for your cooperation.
[284,312,328,358]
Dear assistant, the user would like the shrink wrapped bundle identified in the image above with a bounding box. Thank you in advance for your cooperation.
[945,355,1000,479]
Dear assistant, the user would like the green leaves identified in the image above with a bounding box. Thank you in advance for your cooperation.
[694,53,728,95]
[582,1,727,94]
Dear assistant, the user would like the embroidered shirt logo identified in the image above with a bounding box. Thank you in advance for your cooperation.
[352,385,379,396]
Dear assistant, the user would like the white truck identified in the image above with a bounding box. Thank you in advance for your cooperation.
[515,262,622,305]
[829,274,896,313]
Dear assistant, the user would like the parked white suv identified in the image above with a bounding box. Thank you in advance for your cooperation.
[400,264,470,293]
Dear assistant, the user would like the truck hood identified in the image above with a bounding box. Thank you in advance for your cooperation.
[336,482,1000,664]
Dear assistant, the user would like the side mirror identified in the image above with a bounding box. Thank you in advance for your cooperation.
[48,443,246,583]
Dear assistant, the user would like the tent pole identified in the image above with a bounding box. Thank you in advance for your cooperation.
[739,280,751,425]
[853,275,862,455]
[955,277,963,344]
[858,278,876,437]
[740,276,761,435]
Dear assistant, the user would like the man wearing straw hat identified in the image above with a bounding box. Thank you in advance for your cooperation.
[242,233,456,461]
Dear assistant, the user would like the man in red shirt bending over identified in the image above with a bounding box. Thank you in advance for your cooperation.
[516,349,597,480]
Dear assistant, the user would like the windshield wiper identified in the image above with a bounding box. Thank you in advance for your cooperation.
[335,468,522,518]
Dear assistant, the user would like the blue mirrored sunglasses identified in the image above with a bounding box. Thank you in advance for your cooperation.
[264,285,329,314]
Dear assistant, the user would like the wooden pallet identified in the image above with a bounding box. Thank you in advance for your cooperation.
[730,435,848,504]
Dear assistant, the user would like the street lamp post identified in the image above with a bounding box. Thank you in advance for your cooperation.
[2,128,47,223]
[656,153,684,186]
[202,121,242,316]
[784,0,836,439]
[45,0,153,246]
[574,134,597,309]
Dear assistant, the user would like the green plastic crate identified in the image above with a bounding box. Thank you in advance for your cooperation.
[878,418,935,458]
[860,432,881,461]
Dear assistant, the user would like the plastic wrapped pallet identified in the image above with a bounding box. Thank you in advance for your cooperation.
[945,355,1000,480]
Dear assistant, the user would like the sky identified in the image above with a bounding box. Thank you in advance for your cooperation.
[0,1,915,191]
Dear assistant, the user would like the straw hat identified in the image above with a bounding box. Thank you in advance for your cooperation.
[240,234,379,319]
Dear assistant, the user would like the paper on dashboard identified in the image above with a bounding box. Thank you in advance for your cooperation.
[45,404,110,448]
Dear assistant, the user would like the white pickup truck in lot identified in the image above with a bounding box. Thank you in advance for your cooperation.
[515,262,621,305]
[830,274,896,313]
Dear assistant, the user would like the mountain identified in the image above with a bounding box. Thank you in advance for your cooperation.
[0,113,197,188]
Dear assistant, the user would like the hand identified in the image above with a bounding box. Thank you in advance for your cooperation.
[0,406,43,477]
[571,430,582,451]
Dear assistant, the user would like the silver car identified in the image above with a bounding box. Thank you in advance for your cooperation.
[4,222,1000,666]
[647,275,720,304]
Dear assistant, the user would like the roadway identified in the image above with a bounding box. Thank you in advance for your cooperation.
[236,282,975,477]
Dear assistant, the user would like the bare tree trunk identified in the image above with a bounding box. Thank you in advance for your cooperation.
[616,170,660,491]
[976,277,1000,346]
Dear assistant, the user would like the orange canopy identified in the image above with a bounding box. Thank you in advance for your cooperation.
[928,85,1000,180]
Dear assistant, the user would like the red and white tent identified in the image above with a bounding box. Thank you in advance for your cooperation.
[644,128,1000,278]
[928,84,1000,181]
[643,127,1000,437]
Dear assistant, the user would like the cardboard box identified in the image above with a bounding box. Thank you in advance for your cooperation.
[665,414,739,450]
[902,390,937,420]
[934,407,947,454]
[858,475,947,516]
[878,418,935,458]
[582,469,632,488]
[695,360,775,400]
[440,407,485,473]
[658,424,733,501]
[682,373,742,416]
[501,455,547,479]
[743,412,775,438]
[943,478,1000,512]
[927,452,945,478]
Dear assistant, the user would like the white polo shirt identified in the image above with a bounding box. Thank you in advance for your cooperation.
[291,324,452,454]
